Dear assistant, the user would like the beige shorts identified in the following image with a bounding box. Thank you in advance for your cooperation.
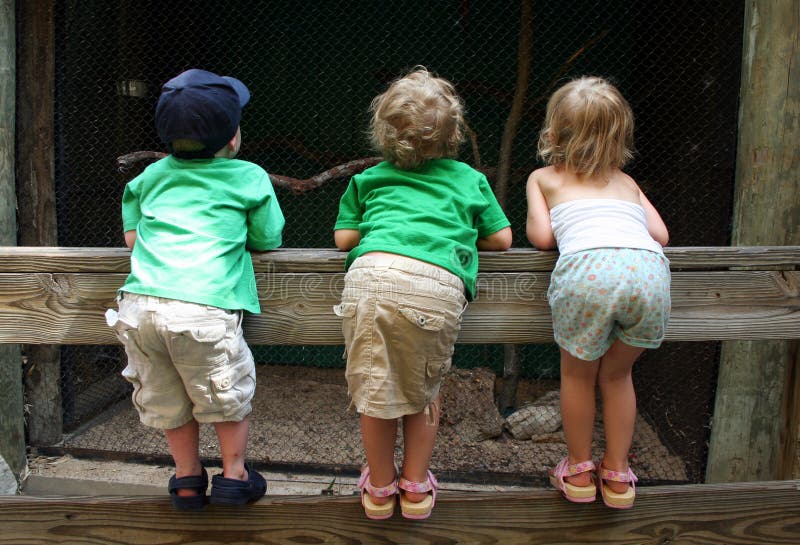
[109,292,256,429]
[335,254,467,419]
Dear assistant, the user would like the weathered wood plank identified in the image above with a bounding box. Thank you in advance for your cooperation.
[0,270,797,345]
[15,0,62,448]
[0,246,796,273]
[708,0,800,484]
[0,0,24,476]
[1,481,799,545]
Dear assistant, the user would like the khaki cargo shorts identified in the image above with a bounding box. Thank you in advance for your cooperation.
[107,293,256,429]
[334,254,467,420]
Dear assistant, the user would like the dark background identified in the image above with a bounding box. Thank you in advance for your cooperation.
[41,0,744,484]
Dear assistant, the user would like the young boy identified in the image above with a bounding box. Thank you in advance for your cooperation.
[107,68,284,510]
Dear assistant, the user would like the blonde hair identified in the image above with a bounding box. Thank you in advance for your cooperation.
[538,76,634,177]
[369,66,465,169]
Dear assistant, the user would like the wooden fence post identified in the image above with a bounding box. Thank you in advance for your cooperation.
[16,1,61,446]
[706,0,799,482]
[0,0,25,476]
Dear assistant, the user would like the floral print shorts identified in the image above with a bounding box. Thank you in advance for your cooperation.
[547,248,671,361]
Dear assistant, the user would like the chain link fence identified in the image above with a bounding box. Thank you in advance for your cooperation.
[39,0,743,486]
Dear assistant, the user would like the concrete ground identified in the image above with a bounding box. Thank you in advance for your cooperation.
[21,454,535,497]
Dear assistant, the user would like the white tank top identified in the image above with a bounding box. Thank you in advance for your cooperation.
[549,199,664,256]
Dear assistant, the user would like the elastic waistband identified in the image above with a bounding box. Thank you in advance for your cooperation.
[118,291,234,313]
[350,254,464,291]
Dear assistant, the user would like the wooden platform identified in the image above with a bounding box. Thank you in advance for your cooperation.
[2,480,799,545]
[1,246,799,544]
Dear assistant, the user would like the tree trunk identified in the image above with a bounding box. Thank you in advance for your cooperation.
[706,0,799,482]
[16,1,61,446]
[0,0,25,477]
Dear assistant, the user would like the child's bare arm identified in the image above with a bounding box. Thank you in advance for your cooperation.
[525,173,556,250]
[124,230,137,249]
[477,226,512,251]
[334,229,361,251]
[638,190,669,246]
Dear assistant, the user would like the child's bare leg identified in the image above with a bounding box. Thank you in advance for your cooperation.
[213,416,250,480]
[598,339,644,493]
[361,414,398,506]
[401,397,439,503]
[560,348,600,487]
[164,418,202,496]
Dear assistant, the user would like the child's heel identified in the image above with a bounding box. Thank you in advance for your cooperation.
[598,463,637,509]
[549,458,596,503]
[398,470,438,520]
[358,465,398,520]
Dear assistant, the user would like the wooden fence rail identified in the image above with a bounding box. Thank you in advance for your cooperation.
[0,246,798,346]
[0,246,798,545]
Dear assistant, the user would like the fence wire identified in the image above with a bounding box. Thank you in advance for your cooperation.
[37,0,743,486]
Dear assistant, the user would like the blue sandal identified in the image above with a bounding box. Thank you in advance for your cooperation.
[168,467,208,511]
[210,463,267,505]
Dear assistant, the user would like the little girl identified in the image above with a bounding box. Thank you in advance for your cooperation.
[526,76,670,509]
[334,67,512,520]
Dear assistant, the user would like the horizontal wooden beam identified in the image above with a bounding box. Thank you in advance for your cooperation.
[0,245,797,272]
[0,269,797,344]
[1,480,799,545]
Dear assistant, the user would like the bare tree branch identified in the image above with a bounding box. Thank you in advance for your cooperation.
[268,157,383,194]
[117,151,167,172]
[116,152,384,194]
[496,0,533,208]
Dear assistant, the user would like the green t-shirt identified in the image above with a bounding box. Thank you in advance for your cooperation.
[334,159,510,300]
[120,156,285,313]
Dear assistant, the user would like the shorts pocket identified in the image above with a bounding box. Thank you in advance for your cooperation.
[121,364,145,414]
[168,321,229,366]
[398,305,445,332]
[333,302,357,318]
[426,357,451,383]
[334,302,358,360]
[208,362,255,417]
[391,304,455,360]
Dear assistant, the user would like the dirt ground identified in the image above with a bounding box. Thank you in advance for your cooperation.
[51,365,687,487]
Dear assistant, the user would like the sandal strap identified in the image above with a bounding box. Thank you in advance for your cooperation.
[398,470,438,495]
[358,466,398,497]
[168,467,208,495]
[554,458,596,479]
[599,465,638,485]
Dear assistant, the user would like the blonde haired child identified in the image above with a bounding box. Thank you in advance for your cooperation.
[334,66,512,519]
[526,76,670,509]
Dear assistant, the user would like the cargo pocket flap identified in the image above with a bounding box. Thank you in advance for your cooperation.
[211,371,234,391]
[399,306,445,331]
[333,302,357,318]
[172,324,227,343]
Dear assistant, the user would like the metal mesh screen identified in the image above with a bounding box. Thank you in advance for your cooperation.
[41,0,743,486]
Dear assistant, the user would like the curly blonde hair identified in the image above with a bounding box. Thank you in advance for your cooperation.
[538,76,634,177]
[369,66,465,169]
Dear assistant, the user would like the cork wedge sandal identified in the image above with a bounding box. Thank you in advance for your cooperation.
[549,458,597,503]
[598,463,638,509]
[357,465,398,520]
[398,470,438,520]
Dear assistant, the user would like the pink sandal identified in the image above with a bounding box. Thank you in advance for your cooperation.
[549,458,597,503]
[398,470,438,520]
[598,463,637,509]
[357,465,398,520]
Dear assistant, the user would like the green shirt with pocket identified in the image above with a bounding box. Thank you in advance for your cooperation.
[334,159,510,300]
